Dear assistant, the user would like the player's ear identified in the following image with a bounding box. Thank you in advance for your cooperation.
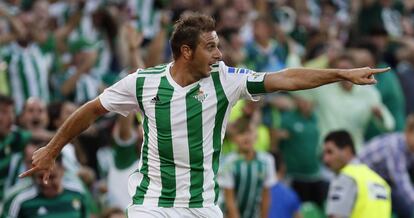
[181,45,193,60]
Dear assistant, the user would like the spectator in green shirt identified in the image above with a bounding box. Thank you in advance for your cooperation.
[0,95,31,204]
[219,117,276,218]
[295,53,395,152]
[349,43,406,140]
[2,154,89,218]
[277,94,328,208]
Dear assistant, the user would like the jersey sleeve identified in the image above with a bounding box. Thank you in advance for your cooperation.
[218,62,265,104]
[326,174,357,217]
[99,71,140,116]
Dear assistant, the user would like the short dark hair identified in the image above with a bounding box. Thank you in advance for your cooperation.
[324,130,356,155]
[0,94,14,106]
[170,13,216,60]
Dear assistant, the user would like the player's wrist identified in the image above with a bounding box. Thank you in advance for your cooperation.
[337,69,350,81]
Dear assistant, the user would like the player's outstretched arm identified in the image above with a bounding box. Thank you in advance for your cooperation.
[19,98,108,183]
[263,67,390,92]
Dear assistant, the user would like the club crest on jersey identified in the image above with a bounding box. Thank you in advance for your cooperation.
[247,72,265,82]
[194,89,208,103]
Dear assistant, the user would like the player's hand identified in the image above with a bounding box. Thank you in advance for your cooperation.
[341,67,390,85]
[19,146,57,184]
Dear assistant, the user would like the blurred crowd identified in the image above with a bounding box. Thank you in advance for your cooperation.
[1,0,414,218]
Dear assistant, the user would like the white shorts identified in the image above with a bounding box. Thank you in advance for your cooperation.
[127,205,223,218]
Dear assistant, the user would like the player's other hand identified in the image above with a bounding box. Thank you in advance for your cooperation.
[341,67,390,85]
[19,146,56,185]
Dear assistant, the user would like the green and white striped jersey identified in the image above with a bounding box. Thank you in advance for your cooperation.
[127,0,161,40]
[3,43,52,113]
[3,186,88,218]
[219,152,276,218]
[99,61,266,208]
[0,127,31,201]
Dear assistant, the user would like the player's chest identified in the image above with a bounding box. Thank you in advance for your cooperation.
[139,80,224,124]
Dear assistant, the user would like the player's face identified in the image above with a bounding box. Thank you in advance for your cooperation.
[189,31,222,79]
[34,164,64,198]
[323,141,347,173]
[0,104,14,138]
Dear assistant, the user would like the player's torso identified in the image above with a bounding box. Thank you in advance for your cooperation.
[131,64,230,207]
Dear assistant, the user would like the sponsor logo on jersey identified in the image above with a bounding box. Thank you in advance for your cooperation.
[151,95,160,104]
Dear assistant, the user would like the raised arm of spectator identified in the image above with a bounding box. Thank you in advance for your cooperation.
[119,23,145,71]
[0,7,25,45]
[144,11,170,67]
[114,113,136,142]
[60,50,98,96]
[55,5,83,50]
[371,104,395,132]
[262,67,390,92]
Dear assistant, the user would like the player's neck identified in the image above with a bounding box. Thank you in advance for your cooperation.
[170,61,199,87]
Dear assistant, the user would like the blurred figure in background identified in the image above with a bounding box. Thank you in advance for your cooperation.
[0,95,31,206]
[359,114,414,218]
[2,154,90,218]
[323,130,391,218]
[268,152,302,218]
[18,97,54,142]
[276,94,328,208]
[349,41,406,140]
[97,113,141,209]
[244,15,288,72]
[220,117,276,218]
[296,53,395,152]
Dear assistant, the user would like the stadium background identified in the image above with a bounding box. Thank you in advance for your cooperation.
[0,0,413,217]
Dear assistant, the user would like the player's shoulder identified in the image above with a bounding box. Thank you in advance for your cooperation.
[136,63,169,78]
[216,61,252,75]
